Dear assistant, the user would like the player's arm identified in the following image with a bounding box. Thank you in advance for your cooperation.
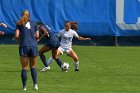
[35,30,39,39]
[15,29,20,42]
[56,30,62,41]
[0,23,7,36]
[0,23,7,28]
[77,36,91,40]
[73,31,91,40]
[34,24,39,41]
[38,26,49,41]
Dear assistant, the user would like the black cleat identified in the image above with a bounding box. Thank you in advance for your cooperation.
[75,69,79,71]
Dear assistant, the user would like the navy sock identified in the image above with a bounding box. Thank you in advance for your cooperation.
[55,58,63,68]
[39,54,48,67]
[31,68,37,84]
[21,69,27,87]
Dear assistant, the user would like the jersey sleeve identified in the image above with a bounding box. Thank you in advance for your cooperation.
[15,25,20,30]
[57,30,63,37]
[72,30,79,38]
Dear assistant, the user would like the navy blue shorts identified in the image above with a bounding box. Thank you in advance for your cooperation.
[19,46,38,57]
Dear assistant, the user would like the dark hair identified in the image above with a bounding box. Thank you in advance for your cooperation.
[71,22,78,31]
[65,20,70,23]
[37,22,44,25]
[65,20,78,31]
[65,20,71,25]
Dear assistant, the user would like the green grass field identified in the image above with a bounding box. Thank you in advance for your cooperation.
[1,45,140,93]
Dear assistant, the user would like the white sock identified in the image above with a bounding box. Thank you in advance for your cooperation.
[74,61,79,69]
[47,57,54,65]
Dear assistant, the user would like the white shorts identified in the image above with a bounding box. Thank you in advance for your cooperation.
[58,47,72,54]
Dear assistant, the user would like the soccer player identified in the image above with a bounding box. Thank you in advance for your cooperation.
[15,10,39,91]
[37,22,63,72]
[47,21,91,71]
[0,23,7,35]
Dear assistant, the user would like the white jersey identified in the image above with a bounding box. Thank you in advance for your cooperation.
[58,29,79,48]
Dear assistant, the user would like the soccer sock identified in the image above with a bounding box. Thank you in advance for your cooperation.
[39,54,49,67]
[31,68,37,85]
[47,57,54,65]
[74,61,79,69]
[55,58,63,68]
[21,69,27,87]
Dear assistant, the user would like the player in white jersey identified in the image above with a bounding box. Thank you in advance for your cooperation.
[46,21,91,71]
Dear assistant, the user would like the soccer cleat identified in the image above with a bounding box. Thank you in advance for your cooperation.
[75,69,79,71]
[40,66,50,72]
[34,84,38,91]
[23,86,27,91]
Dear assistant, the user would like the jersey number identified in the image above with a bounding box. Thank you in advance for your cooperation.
[25,22,31,29]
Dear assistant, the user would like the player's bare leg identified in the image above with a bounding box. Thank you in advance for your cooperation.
[68,49,79,71]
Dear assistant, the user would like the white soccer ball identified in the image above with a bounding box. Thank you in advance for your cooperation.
[62,62,69,70]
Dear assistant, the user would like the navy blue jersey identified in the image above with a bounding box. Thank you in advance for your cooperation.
[40,25,59,45]
[16,21,39,47]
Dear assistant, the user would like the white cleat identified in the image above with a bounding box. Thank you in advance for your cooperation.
[23,87,27,91]
[34,84,38,91]
[40,66,50,72]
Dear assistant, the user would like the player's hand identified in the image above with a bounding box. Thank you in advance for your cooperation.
[0,23,7,28]
[86,38,91,40]
[0,31,4,35]
[37,38,40,42]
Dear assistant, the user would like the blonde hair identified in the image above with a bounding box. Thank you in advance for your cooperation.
[17,10,30,25]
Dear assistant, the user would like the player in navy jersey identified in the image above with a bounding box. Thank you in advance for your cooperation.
[47,21,91,71]
[37,22,63,72]
[0,23,7,35]
[15,10,39,91]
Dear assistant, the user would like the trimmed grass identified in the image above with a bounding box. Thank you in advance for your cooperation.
[0,45,140,93]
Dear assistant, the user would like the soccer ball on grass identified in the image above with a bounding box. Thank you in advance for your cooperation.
[61,62,69,72]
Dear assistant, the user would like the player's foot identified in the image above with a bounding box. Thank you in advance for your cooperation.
[75,69,79,71]
[23,86,27,91]
[34,84,38,91]
[40,66,50,72]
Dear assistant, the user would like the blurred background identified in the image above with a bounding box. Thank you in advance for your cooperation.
[0,0,140,46]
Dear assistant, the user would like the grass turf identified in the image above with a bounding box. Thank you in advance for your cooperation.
[0,45,140,93]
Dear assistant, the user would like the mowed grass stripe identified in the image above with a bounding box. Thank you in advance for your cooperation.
[0,45,140,93]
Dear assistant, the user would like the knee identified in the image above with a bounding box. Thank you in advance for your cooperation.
[52,53,59,59]
[39,52,42,55]
[39,50,43,55]
[30,66,36,68]
[39,52,43,56]
[52,55,57,59]
[22,66,28,70]
[21,63,28,70]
